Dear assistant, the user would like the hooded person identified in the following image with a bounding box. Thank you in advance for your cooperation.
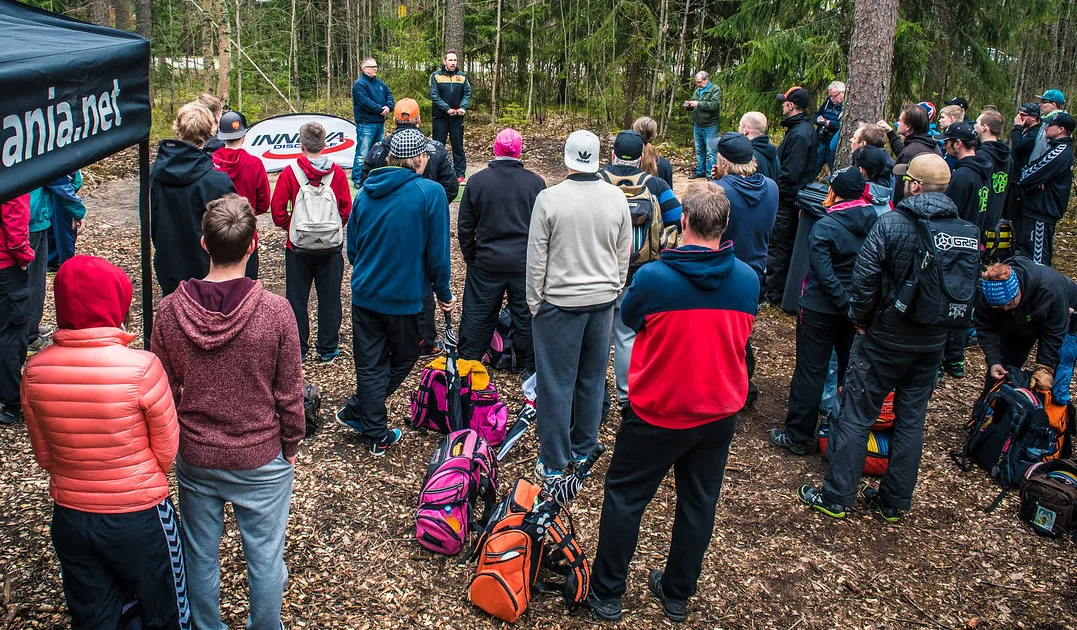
[770,167,879,455]
[737,111,781,183]
[938,121,993,231]
[23,255,188,628]
[712,132,779,284]
[151,102,237,296]
[151,195,304,630]
[1017,111,1074,267]
[852,145,895,215]
[975,109,1013,258]
[338,126,456,456]
[212,110,270,280]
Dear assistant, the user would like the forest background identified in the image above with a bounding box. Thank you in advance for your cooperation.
[20,0,1077,166]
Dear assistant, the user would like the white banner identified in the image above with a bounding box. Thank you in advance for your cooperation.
[242,113,357,173]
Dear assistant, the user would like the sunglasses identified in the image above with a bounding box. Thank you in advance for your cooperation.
[903,174,922,184]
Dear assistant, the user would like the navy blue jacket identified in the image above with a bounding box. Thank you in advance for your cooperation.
[347,167,451,314]
[715,173,779,280]
[352,75,395,124]
[801,200,879,315]
[751,135,780,183]
[429,66,472,118]
[814,98,843,141]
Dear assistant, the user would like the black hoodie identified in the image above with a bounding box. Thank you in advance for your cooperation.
[977,140,1012,235]
[1020,136,1074,222]
[886,131,943,204]
[945,153,993,230]
[150,139,236,296]
[751,135,780,182]
[800,200,879,315]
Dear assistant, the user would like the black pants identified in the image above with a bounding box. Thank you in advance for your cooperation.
[764,201,799,303]
[51,500,189,630]
[244,248,259,281]
[822,334,942,511]
[943,328,967,365]
[284,248,343,357]
[458,265,535,371]
[27,229,48,344]
[344,304,422,442]
[1017,217,1056,267]
[432,116,466,179]
[0,265,31,408]
[784,309,856,444]
[591,408,737,602]
[744,338,757,406]
[982,336,1037,393]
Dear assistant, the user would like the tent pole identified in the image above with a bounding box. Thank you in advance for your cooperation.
[139,139,153,348]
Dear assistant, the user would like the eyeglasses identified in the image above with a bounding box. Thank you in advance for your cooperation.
[364,64,378,69]
[903,174,922,184]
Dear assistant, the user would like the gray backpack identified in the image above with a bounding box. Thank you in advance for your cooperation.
[288,163,343,253]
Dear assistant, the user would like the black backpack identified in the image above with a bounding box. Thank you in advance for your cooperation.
[952,370,1064,510]
[485,307,517,370]
[892,210,980,328]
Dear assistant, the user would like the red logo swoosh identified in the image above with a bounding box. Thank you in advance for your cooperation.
[262,138,356,160]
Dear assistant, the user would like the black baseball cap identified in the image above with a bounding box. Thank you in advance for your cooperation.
[217,111,248,140]
[1018,102,1042,118]
[934,120,978,144]
[612,130,644,161]
[852,146,894,181]
[945,96,969,110]
[1046,112,1076,134]
[776,86,810,110]
[710,132,754,164]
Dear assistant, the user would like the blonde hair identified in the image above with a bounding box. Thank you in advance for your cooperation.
[173,103,215,147]
[940,105,965,123]
[632,116,660,177]
[197,93,223,118]
[717,154,758,177]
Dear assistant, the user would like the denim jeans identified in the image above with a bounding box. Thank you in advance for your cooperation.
[176,453,294,630]
[1054,333,1077,405]
[814,138,836,177]
[693,125,718,177]
[352,122,385,184]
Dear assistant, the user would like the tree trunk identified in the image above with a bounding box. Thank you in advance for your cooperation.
[445,0,464,55]
[490,0,503,123]
[663,0,691,137]
[650,0,669,118]
[526,1,536,120]
[203,0,217,92]
[88,0,110,25]
[216,0,232,103]
[113,0,131,30]
[623,58,639,129]
[833,0,899,170]
[326,0,332,112]
[135,0,151,38]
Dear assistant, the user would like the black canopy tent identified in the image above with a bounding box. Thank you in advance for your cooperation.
[0,0,154,345]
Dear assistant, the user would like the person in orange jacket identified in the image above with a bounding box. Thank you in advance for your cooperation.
[20,255,189,629]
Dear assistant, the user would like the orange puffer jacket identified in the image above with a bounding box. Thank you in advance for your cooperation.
[21,327,179,514]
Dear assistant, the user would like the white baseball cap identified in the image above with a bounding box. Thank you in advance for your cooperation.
[564,130,600,173]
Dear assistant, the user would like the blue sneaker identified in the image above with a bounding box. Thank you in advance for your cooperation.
[570,452,591,477]
[335,407,363,433]
[534,458,565,483]
[318,350,340,365]
[370,429,402,456]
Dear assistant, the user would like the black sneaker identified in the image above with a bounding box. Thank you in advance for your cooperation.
[586,592,623,621]
[687,172,706,180]
[797,485,846,519]
[0,403,23,426]
[769,428,811,455]
[647,570,686,623]
[418,343,444,360]
[860,486,902,523]
[370,429,402,456]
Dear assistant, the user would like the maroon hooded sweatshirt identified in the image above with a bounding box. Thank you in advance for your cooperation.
[150,277,305,470]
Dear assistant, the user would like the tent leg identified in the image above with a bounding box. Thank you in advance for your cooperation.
[139,139,153,348]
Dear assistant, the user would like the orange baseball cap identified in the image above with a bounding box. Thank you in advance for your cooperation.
[394,98,420,123]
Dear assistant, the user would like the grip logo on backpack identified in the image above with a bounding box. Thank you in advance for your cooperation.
[892,212,980,328]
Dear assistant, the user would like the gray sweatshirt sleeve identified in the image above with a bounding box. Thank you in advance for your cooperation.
[526,192,551,314]
[615,196,632,289]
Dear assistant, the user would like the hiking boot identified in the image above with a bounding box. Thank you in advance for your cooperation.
[942,361,965,379]
[797,485,846,519]
[534,458,565,483]
[418,342,444,360]
[0,404,23,427]
[370,429,402,456]
[38,325,55,339]
[860,486,902,523]
[688,172,706,180]
[647,570,687,623]
[587,592,623,622]
[769,428,811,455]
[335,407,363,434]
[318,350,339,365]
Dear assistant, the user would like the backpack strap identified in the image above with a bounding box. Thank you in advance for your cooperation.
[291,162,309,186]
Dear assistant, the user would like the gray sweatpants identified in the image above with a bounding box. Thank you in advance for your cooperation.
[533,300,615,471]
[612,292,635,407]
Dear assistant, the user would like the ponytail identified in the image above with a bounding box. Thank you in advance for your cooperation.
[632,116,660,177]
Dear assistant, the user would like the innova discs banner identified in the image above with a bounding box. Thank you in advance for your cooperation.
[242,113,357,173]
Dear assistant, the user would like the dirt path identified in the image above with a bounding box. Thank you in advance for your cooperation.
[2,148,1076,629]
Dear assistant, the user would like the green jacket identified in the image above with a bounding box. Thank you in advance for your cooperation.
[691,82,721,128]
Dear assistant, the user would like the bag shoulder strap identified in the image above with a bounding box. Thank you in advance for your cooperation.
[291,162,309,186]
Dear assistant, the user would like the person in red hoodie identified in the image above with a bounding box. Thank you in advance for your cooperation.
[152,194,304,630]
[21,255,188,629]
[212,110,270,280]
[587,183,757,624]
[270,122,352,363]
[1,193,34,425]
